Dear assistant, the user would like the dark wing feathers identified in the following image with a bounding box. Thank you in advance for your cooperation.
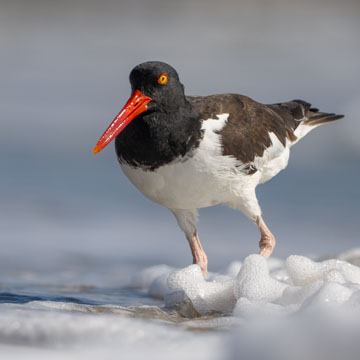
[187,94,343,164]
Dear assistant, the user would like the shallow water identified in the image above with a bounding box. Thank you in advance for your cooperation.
[1,248,360,360]
[0,257,227,360]
[1,196,359,359]
[0,262,230,328]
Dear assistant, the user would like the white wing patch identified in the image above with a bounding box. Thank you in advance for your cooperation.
[199,113,229,156]
[201,113,229,132]
[254,132,291,184]
[197,113,250,176]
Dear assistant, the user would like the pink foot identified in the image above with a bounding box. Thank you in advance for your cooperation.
[257,217,276,259]
[259,235,276,258]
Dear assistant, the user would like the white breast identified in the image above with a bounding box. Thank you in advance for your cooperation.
[120,114,248,210]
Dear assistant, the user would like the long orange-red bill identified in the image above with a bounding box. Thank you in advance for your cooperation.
[93,90,152,154]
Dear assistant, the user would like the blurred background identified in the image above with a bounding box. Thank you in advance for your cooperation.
[1,0,359,283]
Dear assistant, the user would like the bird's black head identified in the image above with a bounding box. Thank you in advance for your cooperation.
[93,61,189,154]
[129,61,186,114]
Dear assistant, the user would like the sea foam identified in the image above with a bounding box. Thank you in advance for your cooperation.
[130,249,360,318]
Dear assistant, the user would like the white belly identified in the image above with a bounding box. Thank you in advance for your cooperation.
[121,157,223,209]
[120,114,249,210]
[120,115,237,209]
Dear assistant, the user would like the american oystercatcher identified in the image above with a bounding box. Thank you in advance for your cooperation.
[93,61,343,277]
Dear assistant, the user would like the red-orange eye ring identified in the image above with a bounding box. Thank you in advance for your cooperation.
[158,73,168,85]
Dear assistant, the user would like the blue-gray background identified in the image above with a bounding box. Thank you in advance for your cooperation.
[1,0,359,281]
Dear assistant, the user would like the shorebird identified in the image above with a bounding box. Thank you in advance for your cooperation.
[93,61,343,277]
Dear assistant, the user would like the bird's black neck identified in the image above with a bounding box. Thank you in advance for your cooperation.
[115,100,202,170]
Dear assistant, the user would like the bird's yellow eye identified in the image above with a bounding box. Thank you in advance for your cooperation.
[158,73,168,85]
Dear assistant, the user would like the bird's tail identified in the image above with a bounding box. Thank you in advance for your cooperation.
[288,100,344,142]
[303,111,344,127]
[293,99,344,126]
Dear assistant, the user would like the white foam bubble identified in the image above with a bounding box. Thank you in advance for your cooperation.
[233,296,289,318]
[279,280,324,307]
[167,265,236,315]
[286,255,360,286]
[234,254,288,302]
[302,282,354,312]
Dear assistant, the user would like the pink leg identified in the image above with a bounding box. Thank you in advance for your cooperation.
[189,231,208,278]
[256,216,276,258]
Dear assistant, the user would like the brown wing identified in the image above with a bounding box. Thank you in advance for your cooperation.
[187,94,343,164]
